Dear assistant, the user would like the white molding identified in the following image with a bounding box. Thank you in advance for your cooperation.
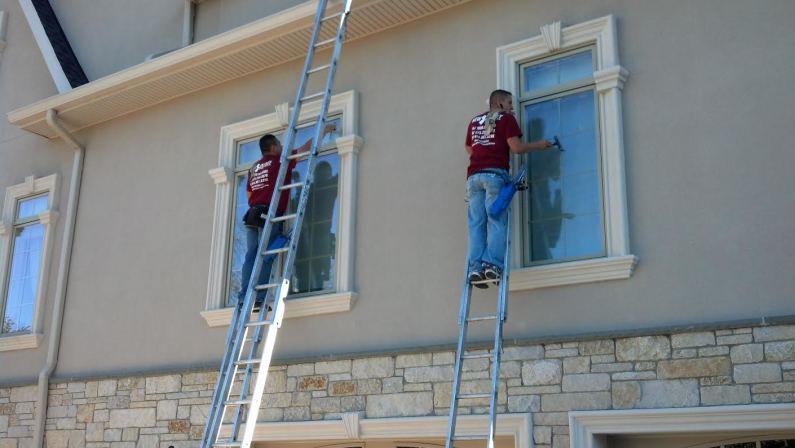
[201,291,357,327]
[497,15,636,284]
[0,174,59,342]
[570,404,795,448]
[206,90,360,313]
[17,0,72,93]
[0,333,42,352]
[509,255,637,292]
[219,413,531,446]
[275,102,290,127]
[540,21,562,52]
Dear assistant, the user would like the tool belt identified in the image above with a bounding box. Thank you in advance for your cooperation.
[243,204,269,228]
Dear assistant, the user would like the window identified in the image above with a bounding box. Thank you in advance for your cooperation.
[519,47,603,265]
[227,118,342,304]
[204,90,362,327]
[0,174,58,351]
[496,15,636,291]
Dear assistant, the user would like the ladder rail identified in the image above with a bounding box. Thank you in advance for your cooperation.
[201,0,354,446]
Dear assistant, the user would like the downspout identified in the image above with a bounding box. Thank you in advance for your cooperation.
[33,109,85,448]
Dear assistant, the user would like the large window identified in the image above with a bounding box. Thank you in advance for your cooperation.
[496,16,636,291]
[519,47,604,265]
[205,90,362,326]
[0,174,58,350]
[227,119,341,304]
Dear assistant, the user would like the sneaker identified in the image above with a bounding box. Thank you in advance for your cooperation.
[482,263,502,281]
[468,270,488,289]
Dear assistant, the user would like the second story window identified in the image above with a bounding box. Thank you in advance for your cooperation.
[519,47,603,265]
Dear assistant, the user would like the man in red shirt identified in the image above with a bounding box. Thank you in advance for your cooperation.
[465,90,552,287]
[238,123,335,306]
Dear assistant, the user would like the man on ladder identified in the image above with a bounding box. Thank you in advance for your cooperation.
[464,89,551,286]
[445,90,552,448]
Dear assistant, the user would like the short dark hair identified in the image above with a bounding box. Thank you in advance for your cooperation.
[259,134,279,154]
[489,89,512,108]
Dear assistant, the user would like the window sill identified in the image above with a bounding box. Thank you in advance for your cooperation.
[509,255,638,292]
[200,291,357,327]
[0,333,42,352]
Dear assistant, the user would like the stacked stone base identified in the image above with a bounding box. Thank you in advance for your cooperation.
[1,324,793,448]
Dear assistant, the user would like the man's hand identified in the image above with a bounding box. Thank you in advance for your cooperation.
[533,139,554,150]
[324,123,337,135]
[508,137,554,154]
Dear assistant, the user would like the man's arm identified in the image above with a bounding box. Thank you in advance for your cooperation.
[296,123,337,153]
[507,136,552,154]
[465,145,472,156]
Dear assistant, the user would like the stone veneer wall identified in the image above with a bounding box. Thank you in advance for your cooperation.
[1,324,794,448]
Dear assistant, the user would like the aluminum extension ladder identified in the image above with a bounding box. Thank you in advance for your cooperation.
[201,1,353,447]
[445,173,523,448]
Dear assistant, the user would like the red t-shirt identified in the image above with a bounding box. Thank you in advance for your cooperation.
[246,154,296,214]
[465,111,522,178]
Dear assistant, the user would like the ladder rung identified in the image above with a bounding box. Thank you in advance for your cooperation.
[288,151,310,160]
[263,246,289,256]
[470,279,497,285]
[225,399,251,406]
[467,314,497,322]
[308,63,331,74]
[321,12,342,22]
[314,38,336,48]
[245,319,274,328]
[462,352,492,360]
[253,282,278,291]
[458,393,491,400]
[301,91,325,102]
[214,441,241,448]
[453,435,489,441]
[279,181,303,190]
[272,214,297,222]
[235,358,261,366]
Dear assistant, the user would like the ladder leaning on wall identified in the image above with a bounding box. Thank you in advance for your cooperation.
[445,169,527,448]
[200,1,353,447]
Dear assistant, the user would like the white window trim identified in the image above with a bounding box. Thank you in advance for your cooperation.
[203,90,362,327]
[497,15,637,292]
[218,413,531,447]
[570,404,795,448]
[0,174,59,351]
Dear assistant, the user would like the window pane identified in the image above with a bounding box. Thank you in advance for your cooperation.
[237,140,261,166]
[762,440,795,448]
[523,50,593,94]
[3,224,43,333]
[275,118,342,154]
[289,154,339,295]
[16,195,48,221]
[523,89,603,263]
[227,175,250,305]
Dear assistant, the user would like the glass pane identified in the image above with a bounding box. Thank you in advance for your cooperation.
[3,224,44,333]
[523,50,592,94]
[226,175,250,305]
[16,195,48,221]
[725,443,757,448]
[235,117,342,167]
[289,154,339,295]
[523,89,603,263]
[237,140,261,166]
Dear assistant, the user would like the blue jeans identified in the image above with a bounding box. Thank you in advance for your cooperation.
[238,223,283,304]
[466,169,510,273]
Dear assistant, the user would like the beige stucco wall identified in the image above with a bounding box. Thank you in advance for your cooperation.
[1,0,794,383]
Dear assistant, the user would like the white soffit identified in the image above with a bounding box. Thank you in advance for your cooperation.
[8,0,471,138]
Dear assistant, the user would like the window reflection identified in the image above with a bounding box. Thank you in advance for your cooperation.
[523,89,603,263]
[3,224,43,333]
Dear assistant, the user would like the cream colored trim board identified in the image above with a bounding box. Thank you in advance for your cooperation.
[0,332,42,351]
[569,404,795,448]
[509,255,637,292]
[8,0,473,138]
[201,291,357,327]
[220,413,532,447]
[497,15,636,289]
